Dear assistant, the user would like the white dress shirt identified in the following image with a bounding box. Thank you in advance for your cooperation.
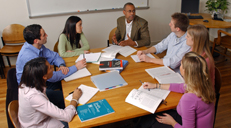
[125,19,138,46]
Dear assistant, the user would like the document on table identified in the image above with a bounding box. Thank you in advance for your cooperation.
[102,45,137,57]
[131,53,155,62]
[65,84,99,105]
[92,51,119,64]
[64,68,91,82]
[75,52,101,63]
[145,66,184,84]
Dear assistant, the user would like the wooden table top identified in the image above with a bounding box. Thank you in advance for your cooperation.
[62,47,183,128]
[189,13,231,28]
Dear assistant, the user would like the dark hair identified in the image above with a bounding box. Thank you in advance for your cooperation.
[123,2,135,10]
[23,24,42,44]
[19,57,47,92]
[62,16,82,48]
[171,13,189,32]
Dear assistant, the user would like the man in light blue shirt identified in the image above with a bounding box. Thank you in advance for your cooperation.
[16,24,86,109]
[137,13,191,72]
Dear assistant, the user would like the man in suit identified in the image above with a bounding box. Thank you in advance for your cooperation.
[112,2,150,47]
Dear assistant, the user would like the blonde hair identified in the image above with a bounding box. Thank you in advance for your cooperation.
[187,24,214,68]
[182,52,215,103]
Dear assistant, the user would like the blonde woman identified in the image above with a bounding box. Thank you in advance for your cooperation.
[138,52,216,128]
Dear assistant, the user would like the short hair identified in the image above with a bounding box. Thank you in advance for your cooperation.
[182,52,215,103]
[123,2,135,10]
[23,24,42,44]
[19,57,47,93]
[171,13,189,32]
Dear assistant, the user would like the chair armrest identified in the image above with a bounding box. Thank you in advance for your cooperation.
[216,30,231,44]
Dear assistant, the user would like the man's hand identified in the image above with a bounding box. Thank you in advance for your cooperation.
[58,66,69,75]
[112,34,118,44]
[119,34,136,46]
[137,50,145,57]
[75,58,87,70]
[138,54,152,62]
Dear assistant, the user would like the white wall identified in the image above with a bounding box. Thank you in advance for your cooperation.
[0,0,230,66]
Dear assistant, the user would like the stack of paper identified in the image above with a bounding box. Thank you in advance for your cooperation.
[131,53,155,62]
[145,66,184,84]
[65,84,99,105]
[75,52,101,63]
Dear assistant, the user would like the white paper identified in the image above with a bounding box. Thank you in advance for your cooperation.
[131,53,155,62]
[75,52,101,63]
[64,68,91,82]
[138,85,170,100]
[125,89,162,113]
[92,51,118,64]
[65,84,99,105]
[102,45,137,57]
[145,66,184,84]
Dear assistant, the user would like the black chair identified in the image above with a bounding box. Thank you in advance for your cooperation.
[214,67,222,127]
[6,68,18,128]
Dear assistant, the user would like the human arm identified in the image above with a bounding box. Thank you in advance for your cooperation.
[72,32,90,52]
[134,20,151,47]
[142,82,170,90]
[138,54,164,65]
[70,88,82,107]
[169,83,186,93]
[118,34,136,46]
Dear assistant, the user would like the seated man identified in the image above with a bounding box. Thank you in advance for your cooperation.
[137,13,191,72]
[112,2,150,47]
[16,24,86,109]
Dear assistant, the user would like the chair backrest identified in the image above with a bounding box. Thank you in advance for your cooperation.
[53,41,59,53]
[2,24,25,44]
[215,67,222,94]
[108,27,117,46]
[8,100,20,128]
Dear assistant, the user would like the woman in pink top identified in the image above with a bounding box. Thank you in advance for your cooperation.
[18,57,82,128]
[139,52,216,128]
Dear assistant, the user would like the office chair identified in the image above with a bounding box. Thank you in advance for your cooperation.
[53,41,59,71]
[107,27,117,47]
[212,30,231,62]
[8,100,20,128]
[214,67,222,127]
[0,24,25,67]
[6,68,19,128]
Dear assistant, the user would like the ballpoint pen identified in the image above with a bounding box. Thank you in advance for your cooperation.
[83,53,85,59]
[139,80,150,91]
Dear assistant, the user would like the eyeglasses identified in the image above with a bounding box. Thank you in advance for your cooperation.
[125,10,135,13]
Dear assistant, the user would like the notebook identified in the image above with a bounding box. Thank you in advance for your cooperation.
[91,71,128,91]
[65,84,99,105]
[75,52,101,63]
[64,68,91,82]
[131,53,155,62]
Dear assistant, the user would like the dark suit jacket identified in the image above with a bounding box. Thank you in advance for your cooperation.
[115,15,150,47]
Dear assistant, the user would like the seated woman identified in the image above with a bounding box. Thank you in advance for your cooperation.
[18,57,82,128]
[139,52,216,128]
[58,16,90,57]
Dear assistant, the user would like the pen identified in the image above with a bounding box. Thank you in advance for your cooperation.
[83,53,85,59]
[139,80,150,91]
[69,91,74,95]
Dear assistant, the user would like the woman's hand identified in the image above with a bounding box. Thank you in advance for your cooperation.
[156,113,177,127]
[72,88,82,100]
[142,82,157,89]
[84,51,90,54]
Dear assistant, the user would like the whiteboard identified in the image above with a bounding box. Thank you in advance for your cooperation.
[26,0,149,18]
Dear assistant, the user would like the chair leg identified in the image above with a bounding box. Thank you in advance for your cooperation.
[6,56,11,67]
[0,54,5,79]
[214,93,220,127]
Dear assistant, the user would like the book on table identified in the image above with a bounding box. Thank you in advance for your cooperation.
[131,53,155,63]
[91,71,128,91]
[77,99,114,122]
[102,59,129,73]
[125,85,170,114]
[65,84,99,105]
[99,60,123,70]
[145,66,184,84]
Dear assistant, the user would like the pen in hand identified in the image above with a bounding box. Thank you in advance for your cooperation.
[83,53,85,59]
[139,80,150,91]
[69,91,74,95]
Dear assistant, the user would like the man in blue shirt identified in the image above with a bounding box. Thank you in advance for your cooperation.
[137,13,191,72]
[16,24,86,109]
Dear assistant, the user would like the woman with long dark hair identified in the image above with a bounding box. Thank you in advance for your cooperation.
[58,16,90,57]
[18,57,82,128]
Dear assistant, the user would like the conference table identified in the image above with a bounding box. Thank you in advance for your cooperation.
[62,46,183,128]
[189,13,231,28]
